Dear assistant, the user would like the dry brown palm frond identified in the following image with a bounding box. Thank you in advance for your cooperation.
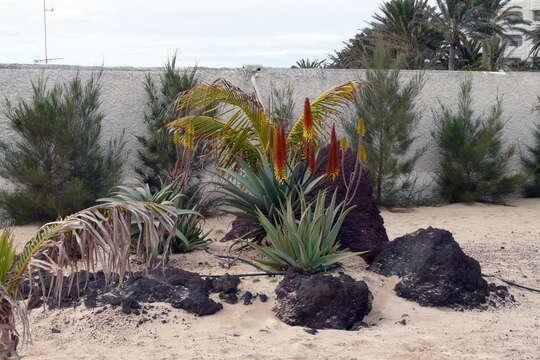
[1,201,179,359]
[8,201,178,301]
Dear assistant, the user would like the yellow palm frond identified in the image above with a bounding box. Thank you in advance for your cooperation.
[166,114,261,168]
[173,79,273,148]
[287,81,363,145]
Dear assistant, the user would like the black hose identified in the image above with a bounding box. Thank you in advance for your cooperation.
[483,273,540,294]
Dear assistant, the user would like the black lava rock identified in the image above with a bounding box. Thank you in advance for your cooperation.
[311,146,389,262]
[22,267,227,317]
[219,292,239,304]
[369,227,489,308]
[241,291,254,305]
[211,275,240,294]
[274,270,373,330]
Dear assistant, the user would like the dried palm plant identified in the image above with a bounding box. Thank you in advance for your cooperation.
[0,201,178,359]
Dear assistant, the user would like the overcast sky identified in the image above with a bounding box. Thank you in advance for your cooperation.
[0,0,384,68]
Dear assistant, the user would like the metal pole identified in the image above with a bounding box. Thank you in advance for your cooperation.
[43,0,48,64]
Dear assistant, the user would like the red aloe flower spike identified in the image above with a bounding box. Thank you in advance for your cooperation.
[274,123,288,183]
[308,143,316,173]
[326,124,340,180]
[302,141,308,160]
[303,98,314,143]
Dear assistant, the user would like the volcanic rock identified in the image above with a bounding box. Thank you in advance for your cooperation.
[370,227,489,308]
[312,146,389,262]
[274,270,372,330]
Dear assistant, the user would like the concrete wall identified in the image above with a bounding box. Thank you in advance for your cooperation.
[1,64,539,190]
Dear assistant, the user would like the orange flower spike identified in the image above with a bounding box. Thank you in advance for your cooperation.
[308,143,316,173]
[274,123,288,183]
[326,124,340,180]
[302,98,314,143]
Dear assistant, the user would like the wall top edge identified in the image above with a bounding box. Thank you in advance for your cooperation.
[1,63,540,75]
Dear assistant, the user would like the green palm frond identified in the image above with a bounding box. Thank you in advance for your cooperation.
[0,229,15,286]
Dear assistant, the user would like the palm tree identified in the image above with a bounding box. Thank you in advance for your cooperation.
[480,36,509,70]
[165,79,361,169]
[528,25,540,58]
[473,0,530,36]
[328,28,376,68]
[0,201,178,359]
[371,0,442,66]
[291,58,326,69]
[432,0,529,70]
[431,0,487,70]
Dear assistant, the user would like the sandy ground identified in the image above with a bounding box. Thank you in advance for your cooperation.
[10,199,540,360]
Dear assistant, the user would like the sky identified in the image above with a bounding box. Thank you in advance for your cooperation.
[0,0,383,68]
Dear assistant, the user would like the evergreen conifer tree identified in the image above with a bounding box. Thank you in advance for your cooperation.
[135,54,204,190]
[522,99,540,197]
[432,79,522,202]
[0,73,125,223]
[341,39,425,205]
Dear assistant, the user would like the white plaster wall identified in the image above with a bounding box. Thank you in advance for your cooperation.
[0,64,539,191]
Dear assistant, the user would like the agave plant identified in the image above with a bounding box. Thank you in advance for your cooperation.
[0,201,178,358]
[215,155,324,243]
[165,79,360,169]
[250,191,359,272]
[98,181,209,253]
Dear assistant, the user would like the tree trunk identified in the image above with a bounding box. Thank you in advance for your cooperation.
[0,301,19,360]
[448,45,456,71]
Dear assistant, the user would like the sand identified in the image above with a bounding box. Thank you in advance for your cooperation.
[11,199,540,360]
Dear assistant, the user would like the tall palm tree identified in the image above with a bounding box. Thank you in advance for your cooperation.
[328,28,376,69]
[473,0,530,36]
[528,25,540,58]
[165,79,361,169]
[432,0,529,70]
[0,201,178,359]
[431,0,488,70]
[371,0,442,66]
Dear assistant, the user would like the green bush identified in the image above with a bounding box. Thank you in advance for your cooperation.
[341,39,425,205]
[432,79,523,203]
[250,191,358,272]
[215,156,323,243]
[522,100,540,197]
[135,54,210,191]
[0,73,125,224]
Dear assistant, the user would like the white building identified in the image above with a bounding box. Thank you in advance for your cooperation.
[506,0,540,61]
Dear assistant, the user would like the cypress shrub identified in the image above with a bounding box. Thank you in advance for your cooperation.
[432,79,523,203]
[135,54,206,190]
[522,100,540,197]
[341,39,425,205]
[0,73,125,223]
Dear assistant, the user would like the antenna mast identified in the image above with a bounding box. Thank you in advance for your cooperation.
[37,0,56,64]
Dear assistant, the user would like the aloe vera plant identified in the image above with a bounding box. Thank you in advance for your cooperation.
[250,191,360,272]
[215,156,324,243]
